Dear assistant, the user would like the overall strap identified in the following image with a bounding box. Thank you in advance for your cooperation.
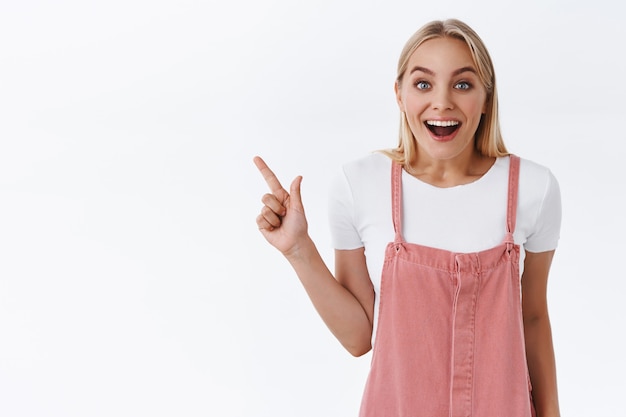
[391,162,405,243]
[505,155,521,246]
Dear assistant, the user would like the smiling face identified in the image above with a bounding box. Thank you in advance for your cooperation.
[395,36,488,165]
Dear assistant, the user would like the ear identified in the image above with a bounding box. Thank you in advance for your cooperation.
[394,80,404,109]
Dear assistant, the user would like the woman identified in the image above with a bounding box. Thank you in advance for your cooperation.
[255,19,561,417]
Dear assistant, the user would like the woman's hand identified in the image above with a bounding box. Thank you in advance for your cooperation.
[254,156,309,257]
[254,156,374,355]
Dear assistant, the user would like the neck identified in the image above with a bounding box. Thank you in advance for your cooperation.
[406,151,495,188]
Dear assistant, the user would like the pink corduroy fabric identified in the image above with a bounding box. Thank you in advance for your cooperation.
[359,155,536,417]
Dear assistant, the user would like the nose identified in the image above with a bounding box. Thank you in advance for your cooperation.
[431,87,454,111]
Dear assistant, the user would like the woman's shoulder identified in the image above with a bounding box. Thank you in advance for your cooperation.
[341,152,392,178]
[518,156,553,174]
[484,155,559,202]
[513,156,562,250]
[515,155,561,214]
[488,155,556,183]
[331,152,392,197]
[517,155,559,185]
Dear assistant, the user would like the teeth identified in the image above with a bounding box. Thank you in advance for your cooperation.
[426,120,459,127]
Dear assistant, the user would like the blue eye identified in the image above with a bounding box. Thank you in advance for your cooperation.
[455,81,471,90]
[415,81,430,90]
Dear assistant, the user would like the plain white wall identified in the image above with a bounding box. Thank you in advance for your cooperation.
[1,0,624,416]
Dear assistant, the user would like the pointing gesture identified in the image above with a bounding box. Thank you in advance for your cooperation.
[254,156,309,256]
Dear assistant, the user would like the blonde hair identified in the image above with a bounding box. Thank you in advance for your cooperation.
[383,19,508,167]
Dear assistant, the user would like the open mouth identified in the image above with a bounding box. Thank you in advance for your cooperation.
[425,120,461,138]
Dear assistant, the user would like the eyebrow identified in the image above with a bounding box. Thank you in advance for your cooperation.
[409,66,477,76]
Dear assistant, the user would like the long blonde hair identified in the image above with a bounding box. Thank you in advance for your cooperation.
[383,19,508,166]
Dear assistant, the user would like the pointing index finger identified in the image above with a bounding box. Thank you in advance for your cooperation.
[253,156,286,195]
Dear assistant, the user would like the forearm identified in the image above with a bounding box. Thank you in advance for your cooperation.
[285,237,373,356]
[524,315,560,417]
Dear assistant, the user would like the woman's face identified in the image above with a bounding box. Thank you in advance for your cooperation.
[396,37,487,164]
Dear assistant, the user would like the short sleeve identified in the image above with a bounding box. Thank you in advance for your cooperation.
[328,167,364,250]
[524,169,562,253]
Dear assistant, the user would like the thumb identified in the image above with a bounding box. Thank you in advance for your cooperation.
[288,176,304,211]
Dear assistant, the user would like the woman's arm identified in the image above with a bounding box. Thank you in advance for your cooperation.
[334,247,375,356]
[522,250,561,417]
[285,243,374,356]
[254,157,374,356]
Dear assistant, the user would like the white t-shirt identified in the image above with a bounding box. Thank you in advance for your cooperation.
[328,152,561,337]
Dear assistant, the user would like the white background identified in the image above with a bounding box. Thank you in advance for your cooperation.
[1,0,624,416]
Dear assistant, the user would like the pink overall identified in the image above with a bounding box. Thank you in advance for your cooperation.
[359,155,535,417]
